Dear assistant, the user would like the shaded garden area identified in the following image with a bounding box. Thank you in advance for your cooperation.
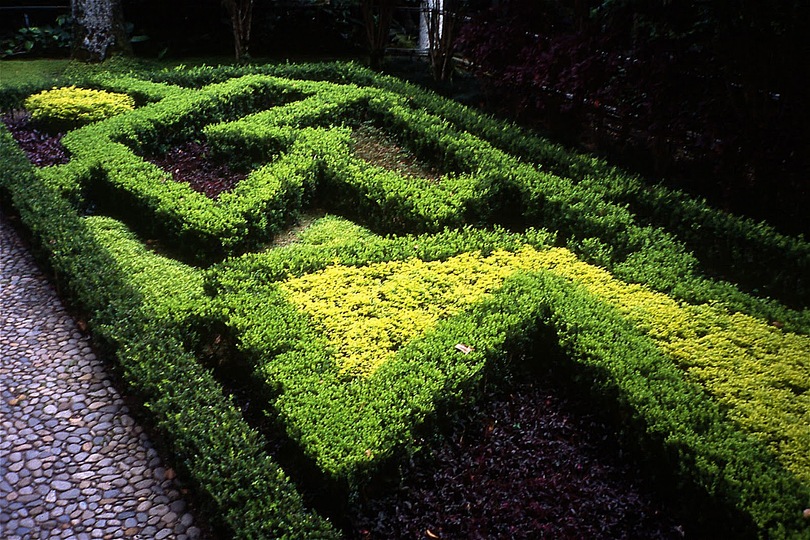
[4,0,806,235]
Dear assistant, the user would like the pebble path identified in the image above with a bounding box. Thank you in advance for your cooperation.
[0,211,205,540]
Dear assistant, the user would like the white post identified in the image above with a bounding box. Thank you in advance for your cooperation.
[418,0,443,52]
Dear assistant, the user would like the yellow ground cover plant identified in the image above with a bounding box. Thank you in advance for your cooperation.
[535,247,810,486]
[279,248,549,377]
[282,243,810,485]
[24,86,135,129]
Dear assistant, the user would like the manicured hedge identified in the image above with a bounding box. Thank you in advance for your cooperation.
[208,217,810,537]
[122,67,810,334]
[3,62,810,539]
[25,86,135,131]
[328,63,810,311]
[145,60,810,310]
[24,71,808,338]
[51,76,320,262]
[0,124,338,539]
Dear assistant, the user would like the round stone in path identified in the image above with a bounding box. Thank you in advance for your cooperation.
[0,210,208,539]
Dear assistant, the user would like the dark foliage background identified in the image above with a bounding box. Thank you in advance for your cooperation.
[456,0,810,236]
[121,0,363,58]
[2,0,807,234]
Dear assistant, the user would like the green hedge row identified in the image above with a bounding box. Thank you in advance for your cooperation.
[79,69,810,335]
[322,63,810,311]
[4,64,810,538]
[142,60,810,310]
[0,124,338,539]
[49,75,323,262]
[208,217,810,538]
[45,75,516,259]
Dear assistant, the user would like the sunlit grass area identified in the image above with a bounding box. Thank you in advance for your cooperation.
[0,58,72,88]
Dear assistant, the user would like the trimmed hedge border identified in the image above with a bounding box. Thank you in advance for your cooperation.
[143,61,810,310]
[207,219,810,538]
[67,67,810,335]
[0,125,338,539]
[2,61,809,538]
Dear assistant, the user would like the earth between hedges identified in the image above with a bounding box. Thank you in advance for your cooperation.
[3,115,444,198]
[2,111,70,167]
[145,141,248,200]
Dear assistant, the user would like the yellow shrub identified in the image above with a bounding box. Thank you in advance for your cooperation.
[24,86,135,130]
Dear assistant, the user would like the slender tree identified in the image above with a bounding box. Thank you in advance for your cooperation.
[222,0,254,61]
[71,0,131,61]
[361,0,395,70]
[425,0,463,81]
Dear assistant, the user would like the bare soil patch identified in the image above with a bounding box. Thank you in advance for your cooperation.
[352,122,443,182]
[348,374,688,539]
[146,141,248,200]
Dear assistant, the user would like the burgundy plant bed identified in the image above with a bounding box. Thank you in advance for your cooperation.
[347,375,687,540]
[2,111,70,167]
[147,141,248,200]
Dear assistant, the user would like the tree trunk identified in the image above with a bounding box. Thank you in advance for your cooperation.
[222,0,254,61]
[71,0,131,62]
[362,0,395,70]
[426,0,461,82]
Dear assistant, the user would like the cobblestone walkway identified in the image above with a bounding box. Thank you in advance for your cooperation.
[0,211,205,540]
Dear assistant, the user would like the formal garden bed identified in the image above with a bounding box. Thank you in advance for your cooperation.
[1,61,809,539]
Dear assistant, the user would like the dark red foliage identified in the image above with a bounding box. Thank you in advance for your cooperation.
[146,142,247,200]
[348,377,686,539]
[2,111,70,167]
[456,1,810,236]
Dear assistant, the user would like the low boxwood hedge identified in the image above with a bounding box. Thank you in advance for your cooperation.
[147,60,810,310]
[207,218,810,537]
[0,124,338,539]
[25,71,808,337]
[3,61,810,539]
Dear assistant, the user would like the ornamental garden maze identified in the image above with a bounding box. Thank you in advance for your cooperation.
[2,62,810,538]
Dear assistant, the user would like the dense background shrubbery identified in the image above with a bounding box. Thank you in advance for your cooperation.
[3,0,806,233]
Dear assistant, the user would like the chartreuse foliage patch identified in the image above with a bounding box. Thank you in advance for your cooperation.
[2,62,810,538]
[25,85,135,130]
[281,245,810,487]
[279,248,555,377]
[519,247,810,486]
[207,216,810,536]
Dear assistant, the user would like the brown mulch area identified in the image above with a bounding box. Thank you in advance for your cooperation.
[2,111,70,167]
[145,141,248,200]
[351,122,444,182]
